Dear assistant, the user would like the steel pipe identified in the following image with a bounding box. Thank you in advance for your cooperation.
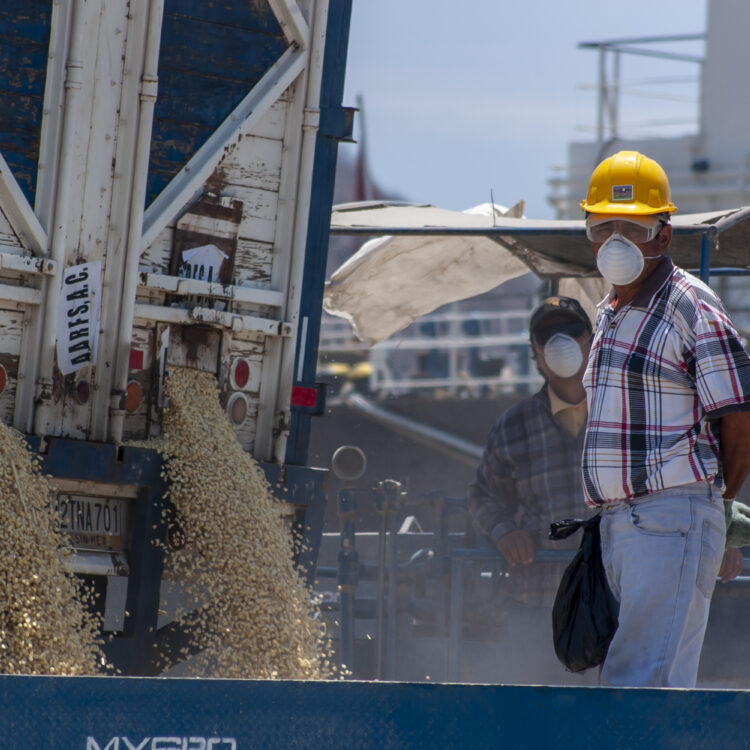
[108,0,164,444]
[343,391,484,465]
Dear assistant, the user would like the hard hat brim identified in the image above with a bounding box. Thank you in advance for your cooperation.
[581,200,676,216]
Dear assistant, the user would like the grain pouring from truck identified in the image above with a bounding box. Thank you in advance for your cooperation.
[0,0,353,675]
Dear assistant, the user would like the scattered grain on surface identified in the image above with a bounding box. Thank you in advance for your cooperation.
[0,423,103,675]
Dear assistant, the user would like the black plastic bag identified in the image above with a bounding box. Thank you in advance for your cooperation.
[548,514,619,673]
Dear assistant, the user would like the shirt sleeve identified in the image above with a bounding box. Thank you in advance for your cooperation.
[690,300,750,418]
[466,419,523,545]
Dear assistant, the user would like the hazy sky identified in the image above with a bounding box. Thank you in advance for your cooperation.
[341,1,707,219]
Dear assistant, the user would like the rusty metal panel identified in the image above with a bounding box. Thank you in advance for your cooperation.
[140,101,287,276]
[0,306,23,426]
[209,132,283,195]
[233,238,274,286]
[148,0,287,203]
[121,325,155,442]
[165,324,222,373]
[214,130,283,289]
[225,185,279,246]
[141,228,174,275]
[0,207,21,247]
[170,194,243,286]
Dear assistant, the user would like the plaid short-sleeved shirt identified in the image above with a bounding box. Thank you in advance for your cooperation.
[582,257,750,507]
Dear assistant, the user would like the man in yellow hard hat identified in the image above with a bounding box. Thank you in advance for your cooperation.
[580,150,750,687]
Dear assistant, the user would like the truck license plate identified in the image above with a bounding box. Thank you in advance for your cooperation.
[55,494,129,551]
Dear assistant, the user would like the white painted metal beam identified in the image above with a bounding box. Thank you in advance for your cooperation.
[11,0,72,433]
[35,0,73,236]
[138,272,285,307]
[0,250,57,275]
[133,303,293,337]
[33,0,89,437]
[0,284,43,306]
[141,43,308,251]
[106,0,164,444]
[0,151,48,255]
[267,0,310,48]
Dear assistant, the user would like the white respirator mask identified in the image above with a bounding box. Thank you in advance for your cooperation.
[543,333,584,378]
[596,232,661,286]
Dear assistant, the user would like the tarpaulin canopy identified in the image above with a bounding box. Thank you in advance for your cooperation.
[324,201,750,344]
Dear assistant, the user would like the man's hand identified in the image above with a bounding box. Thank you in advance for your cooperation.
[496,529,535,567]
[718,547,744,583]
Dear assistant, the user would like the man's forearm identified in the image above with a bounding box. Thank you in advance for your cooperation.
[467,489,517,541]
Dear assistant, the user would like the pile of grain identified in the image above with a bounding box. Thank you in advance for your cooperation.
[0,424,103,674]
[151,367,333,679]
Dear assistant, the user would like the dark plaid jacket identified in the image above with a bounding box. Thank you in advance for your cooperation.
[467,387,590,606]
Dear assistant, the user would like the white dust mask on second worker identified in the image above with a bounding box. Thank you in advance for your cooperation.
[543,333,584,378]
[595,232,652,286]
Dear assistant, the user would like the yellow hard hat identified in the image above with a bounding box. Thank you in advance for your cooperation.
[580,150,676,216]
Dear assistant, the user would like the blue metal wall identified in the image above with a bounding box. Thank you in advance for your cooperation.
[0,0,51,204]
[0,676,747,748]
[0,0,289,207]
[147,0,287,203]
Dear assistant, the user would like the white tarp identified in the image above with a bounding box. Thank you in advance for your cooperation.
[324,201,750,345]
[324,203,529,345]
[56,261,102,375]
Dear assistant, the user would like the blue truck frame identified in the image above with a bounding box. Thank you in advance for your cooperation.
[1,675,748,749]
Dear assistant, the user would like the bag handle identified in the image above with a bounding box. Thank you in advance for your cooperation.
[549,513,601,541]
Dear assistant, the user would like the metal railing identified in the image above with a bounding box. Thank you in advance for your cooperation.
[577,33,704,146]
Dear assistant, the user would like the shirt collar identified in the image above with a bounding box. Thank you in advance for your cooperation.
[596,255,675,313]
[547,383,586,415]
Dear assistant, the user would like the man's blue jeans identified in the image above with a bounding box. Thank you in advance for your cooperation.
[599,481,725,687]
